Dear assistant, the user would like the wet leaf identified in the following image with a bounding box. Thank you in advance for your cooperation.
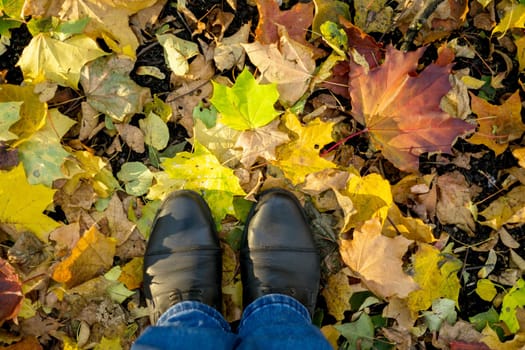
[349,45,474,172]
[0,164,60,241]
[340,218,418,299]
[210,68,280,131]
[52,226,117,288]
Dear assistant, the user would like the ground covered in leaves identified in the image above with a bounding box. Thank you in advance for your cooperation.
[1,0,525,348]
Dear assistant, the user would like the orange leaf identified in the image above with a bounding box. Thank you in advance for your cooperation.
[255,0,314,46]
[469,91,525,155]
[52,226,117,288]
[350,45,475,172]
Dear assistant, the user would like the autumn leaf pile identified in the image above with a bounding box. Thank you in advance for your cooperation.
[2,0,525,348]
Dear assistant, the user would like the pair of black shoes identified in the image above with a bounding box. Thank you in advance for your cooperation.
[143,189,320,324]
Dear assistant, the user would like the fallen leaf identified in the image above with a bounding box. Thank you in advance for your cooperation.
[0,84,47,146]
[52,225,117,288]
[383,204,435,243]
[148,140,246,221]
[49,223,81,258]
[340,218,418,299]
[354,0,394,34]
[80,55,151,122]
[312,0,351,40]
[274,112,337,185]
[513,147,525,168]
[493,2,525,36]
[436,171,481,235]
[210,68,281,131]
[255,0,314,46]
[479,185,525,230]
[407,243,461,317]
[193,119,241,166]
[214,22,251,71]
[500,278,525,333]
[235,119,289,168]
[157,33,199,76]
[481,325,525,349]
[0,258,23,325]
[139,112,169,150]
[96,194,136,245]
[476,279,497,301]
[18,109,75,186]
[115,123,145,154]
[17,33,107,88]
[0,164,60,241]
[0,101,22,141]
[334,312,374,349]
[349,45,474,172]
[117,162,153,196]
[242,25,316,106]
[118,257,143,290]
[321,268,354,321]
[1,336,43,350]
[469,91,525,155]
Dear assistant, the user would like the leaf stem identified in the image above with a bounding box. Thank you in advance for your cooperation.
[321,127,369,157]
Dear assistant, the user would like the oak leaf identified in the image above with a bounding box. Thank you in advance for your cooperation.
[349,45,474,172]
[255,0,314,46]
[242,25,316,106]
[52,225,117,288]
[274,112,336,185]
[469,91,525,155]
[339,218,418,299]
[407,243,461,317]
[0,164,60,241]
[0,258,23,325]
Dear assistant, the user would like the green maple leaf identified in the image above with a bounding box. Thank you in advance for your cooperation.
[148,140,245,221]
[210,68,281,131]
[18,109,76,186]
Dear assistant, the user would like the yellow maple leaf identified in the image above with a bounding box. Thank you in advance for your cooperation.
[340,218,418,299]
[335,173,393,231]
[493,2,525,36]
[469,91,525,155]
[321,268,355,321]
[274,112,336,184]
[0,164,60,242]
[118,257,143,290]
[52,225,117,288]
[383,204,435,243]
[479,185,525,230]
[407,243,461,317]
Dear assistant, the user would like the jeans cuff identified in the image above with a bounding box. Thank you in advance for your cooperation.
[240,293,311,329]
[157,301,231,333]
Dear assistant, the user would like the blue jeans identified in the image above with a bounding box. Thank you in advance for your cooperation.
[132,294,332,349]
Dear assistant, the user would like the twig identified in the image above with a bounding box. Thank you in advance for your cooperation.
[400,0,445,52]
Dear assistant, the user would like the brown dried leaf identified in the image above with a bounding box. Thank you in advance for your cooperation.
[0,259,23,325]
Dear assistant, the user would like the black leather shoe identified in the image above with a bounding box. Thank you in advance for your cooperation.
[240,188,320,315]
[143,190,222,324]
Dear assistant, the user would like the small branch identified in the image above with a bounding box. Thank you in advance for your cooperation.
[400,0,445,52]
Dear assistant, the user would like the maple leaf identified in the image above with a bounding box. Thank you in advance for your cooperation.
[242,25,316,106]
[492,2,525,36]
[254,0,314,46]
[147,140,246,221]
[469,91,525,155]
[383,204,435,243]
[274,112,336,185]
[0,164,60,242]
[321,268,356,321]
[80,55,151,122]
[18,109,76,186]
[0,101,22,141]
[349,45,475,172]
[52,225,117,289]
[407,243,461,317]
[0,84,47,146]
[235,119,290,168]
[479,185,525,230]
[210,68,281,131]
[0,258,23,325]
[17,33,107,88]
[193,119,241,166]
[339,218,418,299]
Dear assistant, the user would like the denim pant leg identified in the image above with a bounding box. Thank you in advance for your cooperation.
[236,294,332,350]
[132,301,237,350]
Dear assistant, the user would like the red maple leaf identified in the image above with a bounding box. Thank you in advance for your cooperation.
[0,258,23,325]
[349,45,474,172]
